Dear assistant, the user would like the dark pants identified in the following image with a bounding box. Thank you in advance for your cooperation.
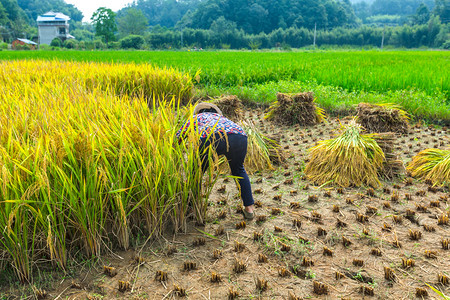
[200,133,254,207]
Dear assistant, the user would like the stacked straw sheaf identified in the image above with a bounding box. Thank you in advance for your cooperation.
[265,92,326,126]
[214,95,243,122]
[373,133,405,179]
[0,60,213,283]
[356,103,409,133]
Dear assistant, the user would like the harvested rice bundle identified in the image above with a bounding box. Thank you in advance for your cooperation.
[216,121,283,175]
[214,95,243,121]
[265,92,326,126]
[374,133,405,179]
[407,149,450,187]
[356,103,409,133]
[305,119,384,187]
[240,120,284,173]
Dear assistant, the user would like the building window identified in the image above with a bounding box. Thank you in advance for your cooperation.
[59,27,66,35]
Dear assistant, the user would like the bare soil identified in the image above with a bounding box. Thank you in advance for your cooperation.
[3,110,450,300]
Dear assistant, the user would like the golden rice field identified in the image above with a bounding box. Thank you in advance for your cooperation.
[0,60,214,284]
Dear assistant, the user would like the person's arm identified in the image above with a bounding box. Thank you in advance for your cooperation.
[176,118,191,144]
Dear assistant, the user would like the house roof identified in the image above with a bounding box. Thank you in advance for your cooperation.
[16,38,38,45]
[37,11,70,22]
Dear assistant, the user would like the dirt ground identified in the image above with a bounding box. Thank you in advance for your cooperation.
[5,110,450,299]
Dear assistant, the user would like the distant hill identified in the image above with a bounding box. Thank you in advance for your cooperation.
[18,0,83,23]
[118,0,201,28]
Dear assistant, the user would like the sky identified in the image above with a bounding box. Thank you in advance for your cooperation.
[65,0,134,22]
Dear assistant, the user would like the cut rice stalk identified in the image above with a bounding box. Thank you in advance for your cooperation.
[407,148,450,187]
[305,119,384,187]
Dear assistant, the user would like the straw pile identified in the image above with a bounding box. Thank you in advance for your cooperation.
[356,103,409,133]
[374,133,405,179]
[407,148,450,187]
[265,92,326,126]
[304,119,384,187]
[214,95,243,121]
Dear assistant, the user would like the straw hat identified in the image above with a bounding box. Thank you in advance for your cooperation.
[193,102,223,116]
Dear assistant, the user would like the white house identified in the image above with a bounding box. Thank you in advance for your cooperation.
[37,11,74,45]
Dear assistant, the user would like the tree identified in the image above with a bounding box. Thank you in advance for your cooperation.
[434,0,450,24]
[117,8,148,36]
[412,3,430,25]
[50,37,62,47]
[91,7,117,45]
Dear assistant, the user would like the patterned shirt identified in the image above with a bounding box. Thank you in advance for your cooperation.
[177,113,246,139]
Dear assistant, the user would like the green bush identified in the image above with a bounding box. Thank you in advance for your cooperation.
[441,40,450,49]
[120,35,145,49]
[39,44,51,51]
[50,38,62,47]
[108,41,120,50]
[63,39,77,49]
[77,41,85,50]
[93,39,106,50]
[0,42,8,50]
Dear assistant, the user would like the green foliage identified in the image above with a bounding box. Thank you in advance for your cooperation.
[91,7,117,45]
[120,35,145,49]
[71,29,95,42]
[118,0,201,28]
[17,0,83,23]
[185,0,358,34]
[63,39,76,49]
[50,38,61,47]
[108,41,120,50]
[38,44,50,50]
[117,8,148,37]
[93,39,106,50]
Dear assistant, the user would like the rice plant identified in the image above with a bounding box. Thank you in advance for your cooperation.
[304,119,384,187]
[0,60,217,282]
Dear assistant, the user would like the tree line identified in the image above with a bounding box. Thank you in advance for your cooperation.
[1,0,449,50]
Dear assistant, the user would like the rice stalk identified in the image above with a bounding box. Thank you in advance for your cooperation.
[0,59,213,282]
[305,119,384,187]
[407,149,450,187]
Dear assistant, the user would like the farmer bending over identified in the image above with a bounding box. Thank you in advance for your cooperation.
[177,102,255,220]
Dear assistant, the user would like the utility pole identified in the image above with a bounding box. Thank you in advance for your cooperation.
[180,25,183,49]
[313,23,317,49]
[381,26,385,50]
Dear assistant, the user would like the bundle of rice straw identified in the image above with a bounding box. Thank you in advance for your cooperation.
[214,95,243,122]
[373,133,405,179]
[356,103,409,133]
[217,121,283,174]
[407,148,450,187]
[305,119,384,187]
[265,92,326,126]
